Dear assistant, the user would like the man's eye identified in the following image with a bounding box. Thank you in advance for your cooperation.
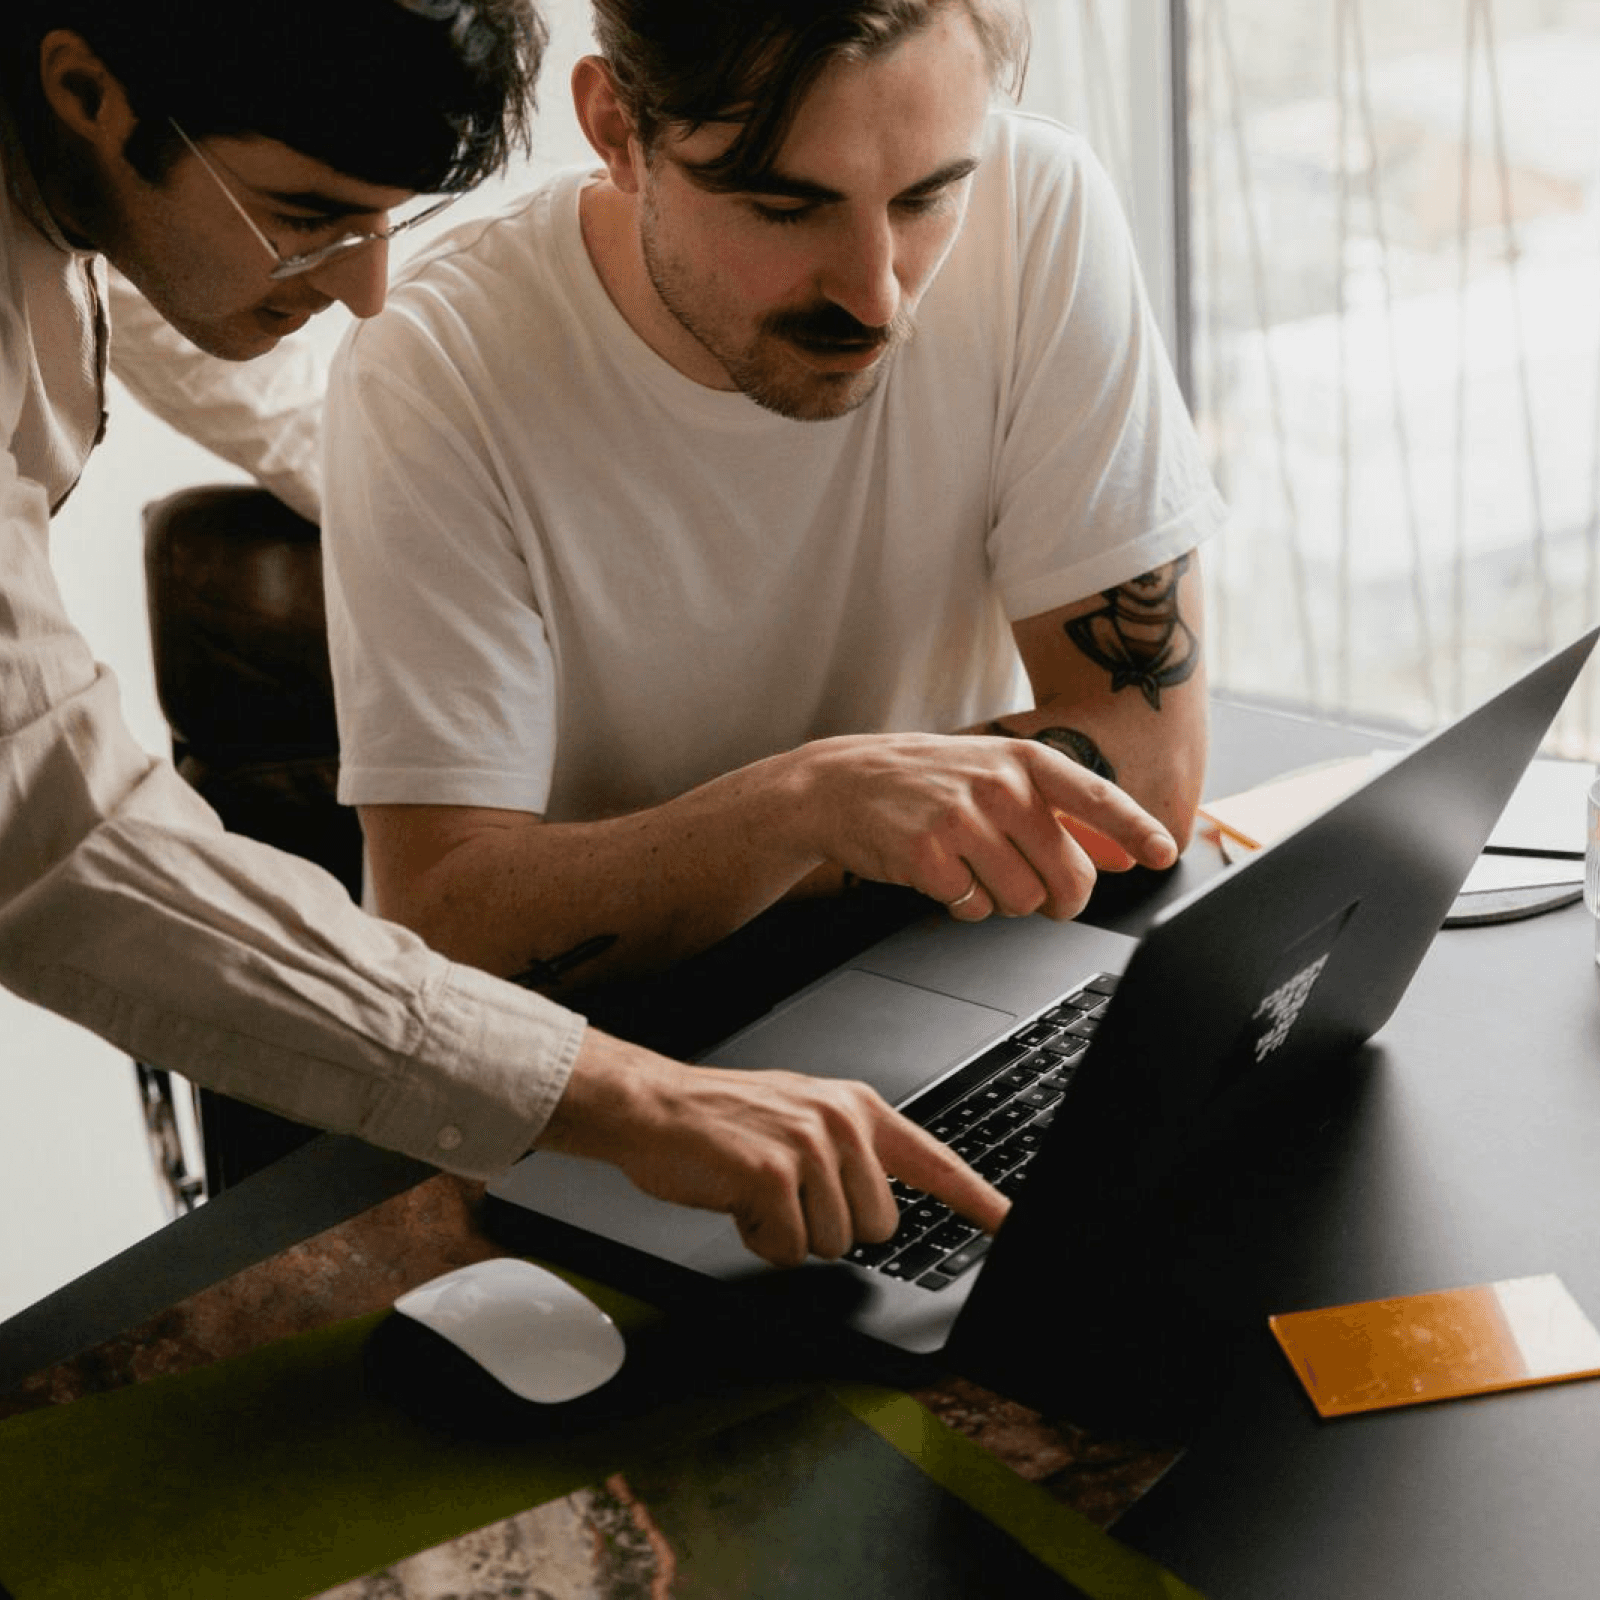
[274,212,340,237]
[748,201,812,227]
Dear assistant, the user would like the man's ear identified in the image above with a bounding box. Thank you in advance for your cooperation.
[571,55,644,195]
[38,30,139,159]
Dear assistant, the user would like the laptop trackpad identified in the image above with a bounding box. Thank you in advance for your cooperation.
[703,969,1016,1109]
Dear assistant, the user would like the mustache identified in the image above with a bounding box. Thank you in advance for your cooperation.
[763,301,914,348]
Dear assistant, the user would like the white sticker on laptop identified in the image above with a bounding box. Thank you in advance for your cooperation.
[1244,902,1359,1070]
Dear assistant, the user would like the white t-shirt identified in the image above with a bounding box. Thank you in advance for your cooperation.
[325,112,1225,823]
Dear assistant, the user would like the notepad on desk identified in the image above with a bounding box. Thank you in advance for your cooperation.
[1484,757,1594,857]
[1270,1273,1600,1418]
[1200,756,1591,899]
[1199,754,1390,853]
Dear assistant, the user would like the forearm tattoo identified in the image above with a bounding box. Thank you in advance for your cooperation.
[986,720,1118,783]
[1064,554,1199,711]
[509,933,618,991]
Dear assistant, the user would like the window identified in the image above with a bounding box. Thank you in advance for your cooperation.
[1184,0,1600,749]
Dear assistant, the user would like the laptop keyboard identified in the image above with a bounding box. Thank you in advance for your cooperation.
[844,972,1118,1291]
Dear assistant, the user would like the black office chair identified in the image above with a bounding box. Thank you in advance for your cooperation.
[140,484,362,1200]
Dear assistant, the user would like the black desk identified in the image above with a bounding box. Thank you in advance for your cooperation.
[1118,706,1600,1597]
[6,698,1598,1597]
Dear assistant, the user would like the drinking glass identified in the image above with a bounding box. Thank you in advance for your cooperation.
[1584,776,1600,964]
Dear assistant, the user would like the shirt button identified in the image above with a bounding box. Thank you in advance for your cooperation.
[436,1125,463,1152]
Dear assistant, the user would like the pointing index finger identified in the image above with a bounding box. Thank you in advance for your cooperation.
[1032,755,1177,871]
[873,1108,1011,1235]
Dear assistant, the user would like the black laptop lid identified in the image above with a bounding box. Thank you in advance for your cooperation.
[952,629,1598,1418]
[1118,630,1595,1144]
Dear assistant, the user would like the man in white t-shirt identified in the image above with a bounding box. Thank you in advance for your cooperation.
[324,0,1221,1019]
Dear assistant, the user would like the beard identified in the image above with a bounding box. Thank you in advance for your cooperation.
[640,204,914,422]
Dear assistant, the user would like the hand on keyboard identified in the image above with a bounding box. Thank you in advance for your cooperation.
[540,1032,1009,1268]
[845,974,1117,1290]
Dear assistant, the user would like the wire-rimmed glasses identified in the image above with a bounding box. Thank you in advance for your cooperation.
[169,119,457,281]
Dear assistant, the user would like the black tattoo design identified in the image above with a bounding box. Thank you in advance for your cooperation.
[1031,726,1118,783]
[1064,554,1199,711]
[509,933,618,991]
[985,721,1118,784]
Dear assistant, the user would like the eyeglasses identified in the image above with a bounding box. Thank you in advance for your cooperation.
[169,119,457,281]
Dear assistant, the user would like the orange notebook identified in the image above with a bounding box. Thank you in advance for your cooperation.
[1270,1274,1600,1418]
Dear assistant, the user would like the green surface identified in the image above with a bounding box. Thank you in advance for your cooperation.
[0,1294,794,1600]
[0,1293,1200,1599]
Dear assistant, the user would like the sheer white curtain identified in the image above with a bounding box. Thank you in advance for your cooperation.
[1184,0,1600,751]
[1015,1,1185,357]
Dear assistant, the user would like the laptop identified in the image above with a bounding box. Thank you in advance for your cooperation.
[487,629,1599,1419]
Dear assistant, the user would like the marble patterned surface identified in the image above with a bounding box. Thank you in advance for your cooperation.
[0,1175,498,1420]
[310,1478,693,1599]
[311,1483,659,1600]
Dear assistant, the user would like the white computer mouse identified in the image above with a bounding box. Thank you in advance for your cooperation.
[391,1257,627,1404]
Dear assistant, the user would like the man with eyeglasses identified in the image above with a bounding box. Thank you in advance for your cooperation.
[0,0,1011,1270]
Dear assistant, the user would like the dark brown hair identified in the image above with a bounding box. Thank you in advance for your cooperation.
[4,0,547,192]
[592,0,1028,189]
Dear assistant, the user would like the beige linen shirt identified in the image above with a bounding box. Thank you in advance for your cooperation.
[0,112,583,1177]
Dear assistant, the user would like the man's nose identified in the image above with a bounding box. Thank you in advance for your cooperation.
[309,236,389,320]
[818,213,900,331]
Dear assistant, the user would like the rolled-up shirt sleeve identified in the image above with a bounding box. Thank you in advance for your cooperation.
[0,440,584,1178]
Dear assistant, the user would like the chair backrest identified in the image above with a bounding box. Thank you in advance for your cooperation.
[143,485,337,755]
[142,484,362,901]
